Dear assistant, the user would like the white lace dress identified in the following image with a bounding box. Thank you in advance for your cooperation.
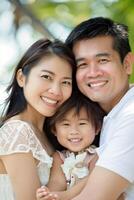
[0,120,53,200]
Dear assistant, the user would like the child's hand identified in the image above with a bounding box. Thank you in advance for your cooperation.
[36,186,49,199]
[36,186,59,200]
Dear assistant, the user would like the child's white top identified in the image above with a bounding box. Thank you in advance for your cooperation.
[0,120,53,200]
[58,147,96,188]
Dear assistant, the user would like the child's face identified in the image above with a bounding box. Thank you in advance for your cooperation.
[54,107,97,152]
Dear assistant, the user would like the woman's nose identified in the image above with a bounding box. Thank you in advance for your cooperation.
[49,83,62,97]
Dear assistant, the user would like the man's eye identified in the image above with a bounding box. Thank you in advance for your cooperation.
[99,59,109,64]
[77,63,87,69]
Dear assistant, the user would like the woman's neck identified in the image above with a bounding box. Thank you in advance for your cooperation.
[11,111,45,132]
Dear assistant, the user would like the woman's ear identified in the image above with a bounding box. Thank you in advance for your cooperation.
[16,69,25,87]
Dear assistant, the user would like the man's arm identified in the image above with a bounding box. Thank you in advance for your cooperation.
[72,166,130,200]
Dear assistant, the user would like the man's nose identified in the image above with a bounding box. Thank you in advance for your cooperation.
[86,63,102,77]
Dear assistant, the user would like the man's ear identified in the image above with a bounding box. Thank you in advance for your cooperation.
[16,69,26,87]
[123,52,134,75]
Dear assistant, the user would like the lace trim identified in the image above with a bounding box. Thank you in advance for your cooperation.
[0,120,52,167]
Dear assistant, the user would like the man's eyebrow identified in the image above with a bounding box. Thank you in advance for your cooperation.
[76,53,111,63]
[96,53,111,57]
[75,58,85,64]
[75,53,112,65]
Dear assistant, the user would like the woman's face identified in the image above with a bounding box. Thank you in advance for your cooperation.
[17,55,73,118]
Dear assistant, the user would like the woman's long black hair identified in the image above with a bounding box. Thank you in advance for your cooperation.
[1,39,76,125]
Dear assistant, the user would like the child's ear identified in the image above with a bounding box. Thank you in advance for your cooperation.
[16,69,26,87]
[95,127,101,135]
[51,127,57,137]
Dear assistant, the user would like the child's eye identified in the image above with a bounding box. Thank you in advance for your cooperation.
[79,122,86,125]
[79,120,89,125]
[63,123,70,126]
[60,121,70,126]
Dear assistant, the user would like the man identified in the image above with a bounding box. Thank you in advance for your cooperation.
[66,17,134,200]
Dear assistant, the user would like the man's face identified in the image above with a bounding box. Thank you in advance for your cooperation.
[73,36,132,112]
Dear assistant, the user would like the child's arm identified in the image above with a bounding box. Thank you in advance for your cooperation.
[36,151,67,200]
[36,177,88,200]
[36,151,89,200]
[88,153,99,172]
[47,151,67,191]
[50,153,99,200]
[57,153,99,200]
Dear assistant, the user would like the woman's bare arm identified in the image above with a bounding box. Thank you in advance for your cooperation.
[2,152,41,200]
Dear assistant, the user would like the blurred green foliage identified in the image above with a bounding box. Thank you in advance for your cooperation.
[1,0,134,82]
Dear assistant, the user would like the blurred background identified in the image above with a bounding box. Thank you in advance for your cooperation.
[0,0,134,113]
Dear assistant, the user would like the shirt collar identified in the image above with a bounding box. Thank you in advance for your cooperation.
[105,87,134,119]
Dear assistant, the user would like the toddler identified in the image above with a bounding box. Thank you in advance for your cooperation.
[36,92,105,200]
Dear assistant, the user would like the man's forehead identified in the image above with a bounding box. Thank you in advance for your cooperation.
[73,36,114,58]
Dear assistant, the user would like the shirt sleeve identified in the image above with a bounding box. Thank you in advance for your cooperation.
[96,114,134,183]
[0,121,37,155]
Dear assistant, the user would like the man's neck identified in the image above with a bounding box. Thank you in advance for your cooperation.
[100,86,130,113]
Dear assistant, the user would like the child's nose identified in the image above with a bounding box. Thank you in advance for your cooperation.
[70,126,79,135]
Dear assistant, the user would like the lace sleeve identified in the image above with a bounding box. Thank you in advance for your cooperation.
[0,120,38,155]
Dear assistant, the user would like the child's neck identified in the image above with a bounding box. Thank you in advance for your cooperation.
[69,147,89,156]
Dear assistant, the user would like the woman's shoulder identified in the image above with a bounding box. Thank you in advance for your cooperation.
[0,119,52,162]
[0,119,34,136]
[1,119,32,128]
[0,119,37,155]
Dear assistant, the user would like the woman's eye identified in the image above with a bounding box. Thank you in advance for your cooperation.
[62,80,72,86]
[41,74,51,80]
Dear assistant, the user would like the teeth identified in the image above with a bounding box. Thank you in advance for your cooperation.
[89,81,106,88]
[42,97,57,104]
[69,138,81,143]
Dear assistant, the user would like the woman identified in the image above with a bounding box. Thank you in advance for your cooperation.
[0,39,76,200]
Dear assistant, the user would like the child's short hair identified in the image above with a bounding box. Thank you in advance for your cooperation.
[45,91,105,150]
